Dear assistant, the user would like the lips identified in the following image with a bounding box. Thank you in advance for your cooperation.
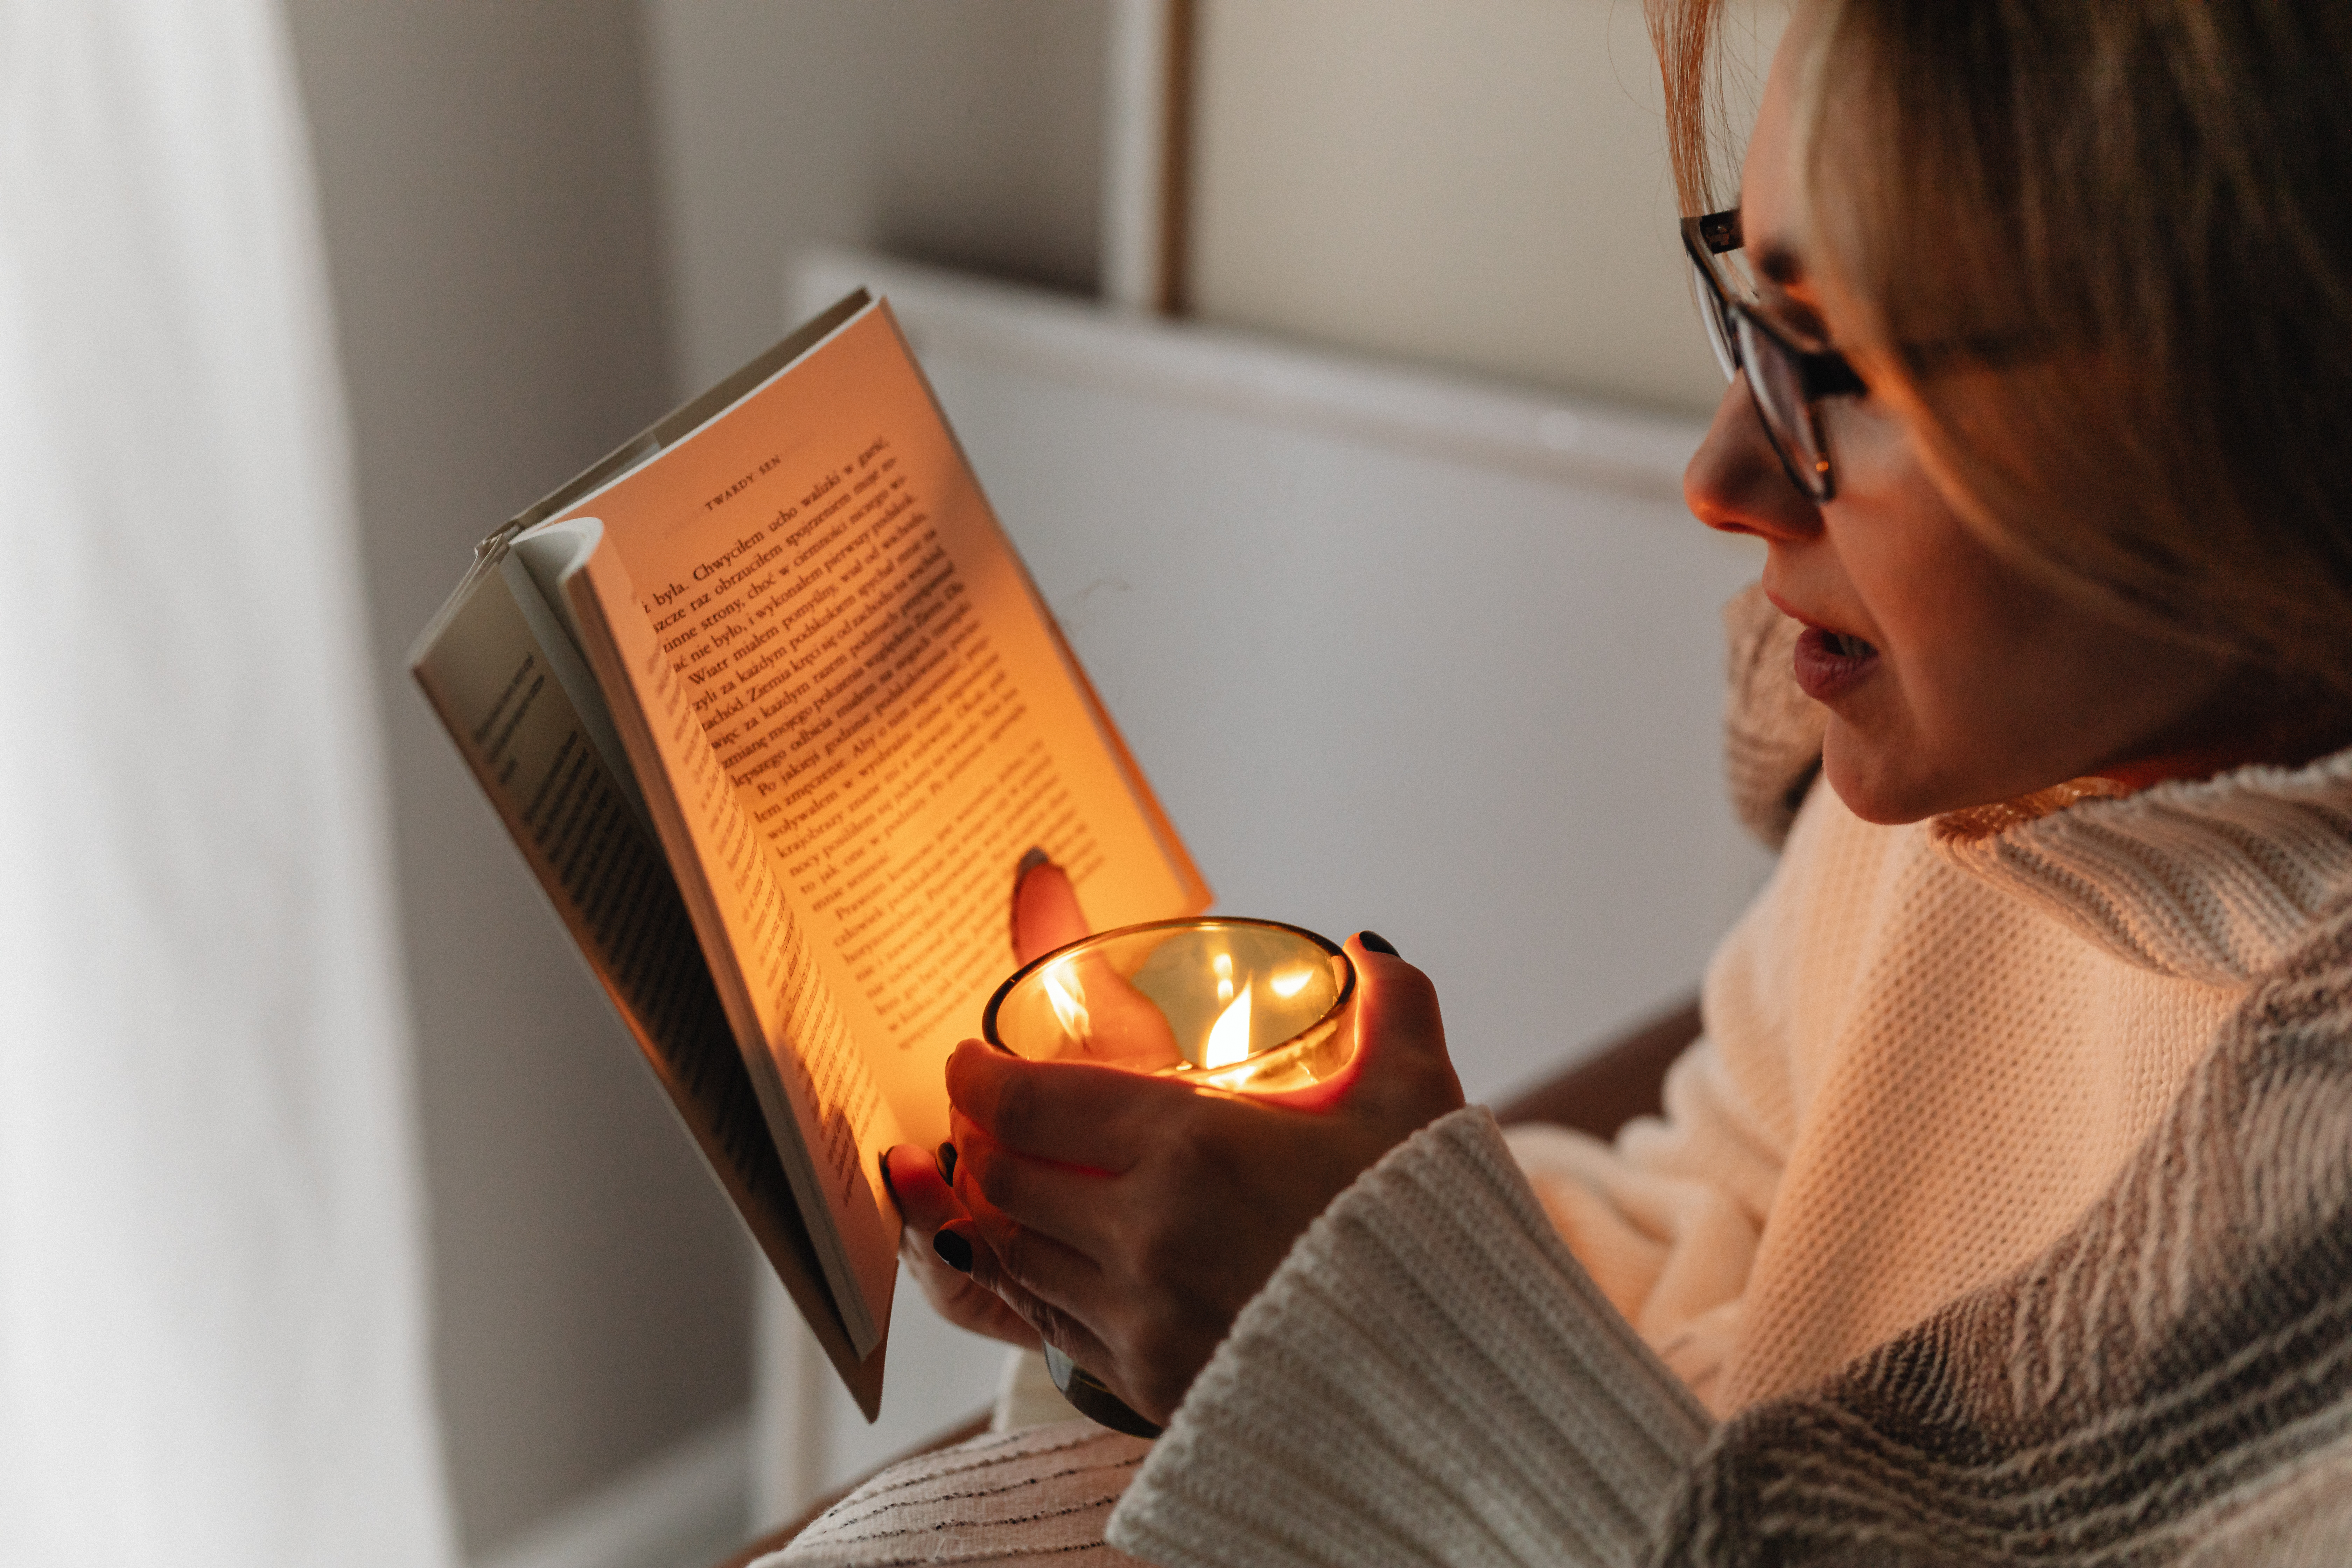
[1792,625,1880,701]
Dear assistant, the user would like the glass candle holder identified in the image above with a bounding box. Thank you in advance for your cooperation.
[980,917,1358,1436]
[982,917,1356,1091]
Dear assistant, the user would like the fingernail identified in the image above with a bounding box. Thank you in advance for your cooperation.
[933,1228,974,1273]
[1011,848,1053,952]
[937,1142,958,1183]
[1358,930,1400,957]
[878,1152,900,1205]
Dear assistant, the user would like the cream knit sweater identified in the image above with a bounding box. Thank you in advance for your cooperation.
[1102,744,2352,1566]
[1505,765,2256,1416]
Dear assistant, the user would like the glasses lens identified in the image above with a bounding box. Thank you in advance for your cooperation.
[1736,315,1834,501]
[1688,257,1738,384]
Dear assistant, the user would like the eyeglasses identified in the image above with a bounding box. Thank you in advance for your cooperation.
[1681,208,1868,503]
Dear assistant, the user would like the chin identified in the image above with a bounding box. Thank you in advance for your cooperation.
[1820,726,1954,826]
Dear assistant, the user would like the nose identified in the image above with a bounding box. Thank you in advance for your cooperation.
[1685,376,1823,543]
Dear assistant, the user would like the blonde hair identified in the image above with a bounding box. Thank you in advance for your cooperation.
[1651,0,2352,684]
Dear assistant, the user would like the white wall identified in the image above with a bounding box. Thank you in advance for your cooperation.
[644,0,1111,398]
[641,0,1789,424]
[280,5,750,1558]
[1189,0,1785,416]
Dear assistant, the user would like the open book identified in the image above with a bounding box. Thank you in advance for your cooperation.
[410,292,1209,1416]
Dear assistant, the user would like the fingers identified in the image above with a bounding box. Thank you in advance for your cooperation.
[930,1205,1110,1360]
[1345,932,1464,1119]
[904,1232,1044,1348]
[947,1040,1196,1170]
[949,1209,1170,1421]
[1012,854,1091,965]
[886,1146,1042,1349]
[948,1213,1119,1372]
[948,1108,1135,1253]
[955,1185,1108,1307]
[1243,933,1463,1122]
[945,1114,1149,1344]
[1345,933,1450,1074]
[992,1283,1117,1380]
[882,1142,962,1231]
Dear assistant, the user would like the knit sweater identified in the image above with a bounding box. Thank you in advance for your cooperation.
[1505,762,2258,1416]
[1101,748,2352,1564]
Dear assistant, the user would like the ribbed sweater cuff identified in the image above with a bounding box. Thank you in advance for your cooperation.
[1107,1107,1710,1568]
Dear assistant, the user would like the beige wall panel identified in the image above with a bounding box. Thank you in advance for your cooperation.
[1191,0,1782,416]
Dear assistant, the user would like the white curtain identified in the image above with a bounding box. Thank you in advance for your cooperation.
[0,4,456,1565]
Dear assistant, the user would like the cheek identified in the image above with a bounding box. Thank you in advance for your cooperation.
[1824,469,2060,758]
[1868,540,2035,721]
[1834,507,2154,809]
[1875,539,2019,677]
[1828,395,2053,690]
[1830,465,1996,667]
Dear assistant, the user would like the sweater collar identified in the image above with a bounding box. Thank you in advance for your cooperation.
[1929,744,2352,986]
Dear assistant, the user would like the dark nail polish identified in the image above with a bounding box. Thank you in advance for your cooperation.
[878,1152,900,1206]
[937,1142,958,1182]
[1015,846,1051,881]
[1359,930,1400,957]
[933,1228,974,1273]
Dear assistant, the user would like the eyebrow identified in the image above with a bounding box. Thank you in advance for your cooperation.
[1746,238,1836,344]
[1752,240,1807,287]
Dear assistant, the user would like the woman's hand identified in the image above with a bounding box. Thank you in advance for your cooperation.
[881,854,1090,1349]
[882,1138,1041,1349]
[943,933,1465,1423]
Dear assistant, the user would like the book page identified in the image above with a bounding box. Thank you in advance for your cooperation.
[409,565,887,1415]
[562,302,1207,1148]
[520,520,901,1359]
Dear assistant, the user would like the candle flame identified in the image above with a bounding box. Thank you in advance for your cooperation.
[1269,966,1313,999]
[1213,951,1234,1006]
[1204,983,1253,1069]
[1043,965,1090,1042]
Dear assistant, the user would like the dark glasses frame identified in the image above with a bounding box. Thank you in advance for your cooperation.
[1681,208,1867,503]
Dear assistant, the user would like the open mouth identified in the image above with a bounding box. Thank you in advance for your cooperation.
[1793,625,1880,699]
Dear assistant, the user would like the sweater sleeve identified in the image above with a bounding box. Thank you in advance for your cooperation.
[1502,1035,1786,1415]
[1105,1107,1712,1568]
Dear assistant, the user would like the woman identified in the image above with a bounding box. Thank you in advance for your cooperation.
[857,0,2352,1559]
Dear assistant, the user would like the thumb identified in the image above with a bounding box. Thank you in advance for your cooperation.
[1011,850,1090,964]
[1260,932,1462,1116]
[1348,931,1454,1066]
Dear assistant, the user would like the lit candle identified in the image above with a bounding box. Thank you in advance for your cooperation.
[983,917,1357,1094]
[978,917,1361,1438]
